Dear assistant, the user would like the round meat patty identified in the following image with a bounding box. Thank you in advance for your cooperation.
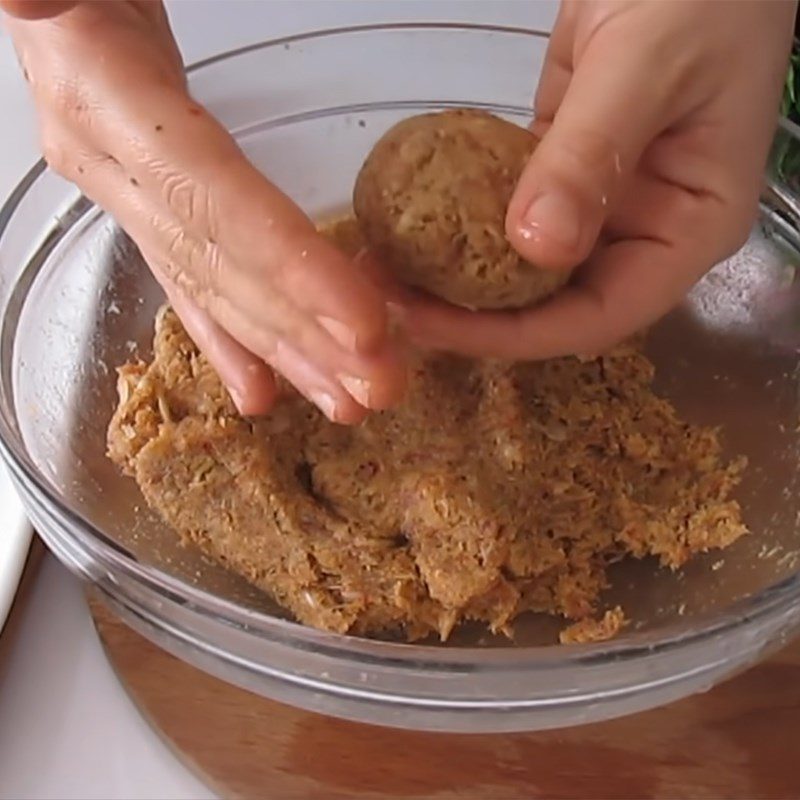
[353,108,571,309]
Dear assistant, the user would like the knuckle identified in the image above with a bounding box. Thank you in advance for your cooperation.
[160,228,194,288]
[549,127,619,185]
[164,224,222,299]
[165,228,197,272]
[41,137,71,177]
[203,243,224,296]
[157,255,182,286]
[160,171,216,235]
[162,173,196,220]
[164,226,186,260]
[42,77,83,121]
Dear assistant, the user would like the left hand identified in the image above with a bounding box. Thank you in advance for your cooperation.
[399,0,795,359]
[3,0,406,423]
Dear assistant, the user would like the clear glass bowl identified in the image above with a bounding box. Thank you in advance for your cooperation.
[1,24,800,733]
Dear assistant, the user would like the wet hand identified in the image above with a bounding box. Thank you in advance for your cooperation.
[3,0,406,422]
[400,0,795,359]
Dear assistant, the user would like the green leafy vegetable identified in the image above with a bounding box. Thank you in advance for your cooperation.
[782,48,800,121]
[778,41,800,182]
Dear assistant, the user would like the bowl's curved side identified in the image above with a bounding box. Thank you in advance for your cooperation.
[11,455,800,733]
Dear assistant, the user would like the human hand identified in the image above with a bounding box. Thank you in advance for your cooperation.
[3,0,405,422]
[399,0,796,359]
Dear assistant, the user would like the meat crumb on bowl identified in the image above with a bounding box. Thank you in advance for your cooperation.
[559,607,627,645]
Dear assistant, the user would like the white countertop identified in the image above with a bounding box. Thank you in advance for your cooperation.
[0,2,556,798]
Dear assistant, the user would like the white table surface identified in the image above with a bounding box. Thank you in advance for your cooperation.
[0,2,556,798]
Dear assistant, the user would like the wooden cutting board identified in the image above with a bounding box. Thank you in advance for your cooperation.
[89,596,800,800]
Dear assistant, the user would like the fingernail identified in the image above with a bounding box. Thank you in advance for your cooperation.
[519,192,581,249]
[338,374,371,407]
[318,315,358,352]
[311,389,339,421]
[386,302,407,333]
[229,387,245,413]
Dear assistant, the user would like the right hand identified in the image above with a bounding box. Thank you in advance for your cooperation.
[399,0,793,363]
[3,0,406,423]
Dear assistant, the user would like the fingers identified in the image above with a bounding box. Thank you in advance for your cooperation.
[203,289,402,422]
[507,18,679,272]
[151,263,279,417]
[127,200,406,415]
[400,231,721,361]
[162,269,368,425]
[268,339,367,426]
[156,260,374,424]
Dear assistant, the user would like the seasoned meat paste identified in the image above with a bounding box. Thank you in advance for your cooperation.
[353,109,570,310]
[107,218,747,644]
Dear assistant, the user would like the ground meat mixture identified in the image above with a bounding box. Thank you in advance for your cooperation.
[107,218,747,645]
[353,109,570,310]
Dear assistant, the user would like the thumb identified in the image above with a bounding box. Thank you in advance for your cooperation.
[507,36,672,271]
